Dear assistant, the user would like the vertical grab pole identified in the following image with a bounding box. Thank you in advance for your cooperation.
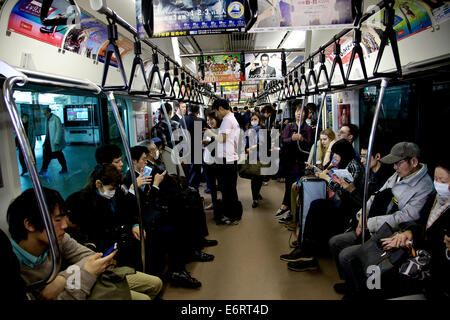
[3,76,61,288]
[361,78,388,244]
[106,92,146,271]
[311,92,327,164]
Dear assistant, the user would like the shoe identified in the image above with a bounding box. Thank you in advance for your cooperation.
[190,250,214,262]
[257,194,263,200]
[205,203,214,210]
[262,181,269,186]
[59,169,68,174]
[287,258,319,272]
[278,215,293,224]
[202,239,218,247]
[168,270,202,288]
[280,246,313,262]
[333,282,348,295]
[252,201,258,208]
[275,207,290,217]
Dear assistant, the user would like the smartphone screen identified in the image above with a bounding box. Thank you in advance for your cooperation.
[102,243,118,257]
[143,166,152,177]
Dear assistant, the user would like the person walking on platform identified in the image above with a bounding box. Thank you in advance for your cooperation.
[40,107,68,175]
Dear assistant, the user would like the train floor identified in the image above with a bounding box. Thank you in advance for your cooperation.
[161,177,343,300]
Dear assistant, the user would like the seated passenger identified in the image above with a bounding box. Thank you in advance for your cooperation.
[377,159,449,300]
[280,139,365,271]
[7,187,115,300]
[328,142,435,299]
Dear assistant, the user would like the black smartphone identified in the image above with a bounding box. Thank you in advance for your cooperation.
[102,243,118,258]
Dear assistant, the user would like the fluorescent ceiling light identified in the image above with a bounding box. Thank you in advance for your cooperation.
[282,30,306,49]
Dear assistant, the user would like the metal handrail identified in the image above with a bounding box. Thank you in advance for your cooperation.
[106,92,146,270]
[361,78,389,243]
[311,92,327,164]
[3,75,61,290]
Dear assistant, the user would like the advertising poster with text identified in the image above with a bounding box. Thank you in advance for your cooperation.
[139,0,246,38]
[251,0,354,32]
[245,53,283,80]
[7,0,70,47]
[199,55,245,83]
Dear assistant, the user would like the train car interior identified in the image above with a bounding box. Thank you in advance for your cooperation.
[0,0,449,305]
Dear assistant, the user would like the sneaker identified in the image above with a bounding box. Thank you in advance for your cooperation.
[287,258,319,272]
[333,282,348,295]
[262,181,269,186]
[275,208,290,217]
[280,246,313,262]
[252,201,258,208]
[278,215,293,224]
[168,270,202,288]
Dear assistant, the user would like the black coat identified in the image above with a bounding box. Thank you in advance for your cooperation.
[401,196,450,299]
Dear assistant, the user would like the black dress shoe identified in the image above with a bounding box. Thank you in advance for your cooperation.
[202,239,218,247]
[190,250,214,262]
[252,201,258,208]
[333,282,348,295]
[168,270,202,288]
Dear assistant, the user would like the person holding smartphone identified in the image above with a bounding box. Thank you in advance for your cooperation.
[7,187,117,300]
[280,139,364,272]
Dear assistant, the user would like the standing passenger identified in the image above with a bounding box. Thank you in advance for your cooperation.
[40,107,68,175]
[211,99,242,224]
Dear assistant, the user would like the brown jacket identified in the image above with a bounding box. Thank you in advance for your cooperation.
[19,233,97,300]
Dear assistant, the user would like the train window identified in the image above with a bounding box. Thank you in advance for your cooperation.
[359,84,415,149]
[13,90,102,199]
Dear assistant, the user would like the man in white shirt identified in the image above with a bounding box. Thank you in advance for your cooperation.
[211,99,242,223]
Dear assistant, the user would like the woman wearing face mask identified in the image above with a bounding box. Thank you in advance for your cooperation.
[67,164,144,270]
[379,159,450,299]
[245,113,266,208]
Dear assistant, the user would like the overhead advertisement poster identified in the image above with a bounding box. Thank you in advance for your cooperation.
[245,53,283,80]
[392,0,433,40]
[7,0,133,68]
[251,0,354,32]
[199,55,245,83]
[7,0,70,47]
[137,0,246,38]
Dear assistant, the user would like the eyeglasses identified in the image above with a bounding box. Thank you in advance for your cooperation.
[393,159,407,168]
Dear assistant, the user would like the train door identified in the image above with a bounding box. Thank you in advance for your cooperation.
[12,88,101,198]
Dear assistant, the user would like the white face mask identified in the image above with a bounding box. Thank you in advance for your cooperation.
[251,120,259,127]
[155,150,159,160]
[101,188,116,199]
[434,181,450,197]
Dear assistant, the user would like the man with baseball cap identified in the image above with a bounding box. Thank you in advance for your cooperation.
[329,141,435,299]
